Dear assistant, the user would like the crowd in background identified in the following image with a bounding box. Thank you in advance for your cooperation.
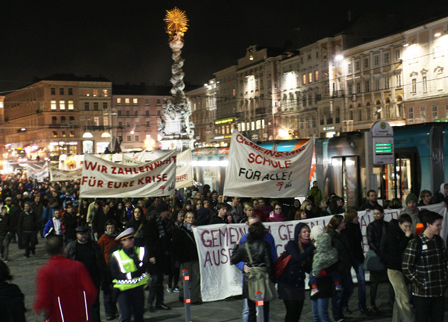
[0,172,447,322]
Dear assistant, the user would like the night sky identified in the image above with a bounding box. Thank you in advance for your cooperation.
[1,0,447,92]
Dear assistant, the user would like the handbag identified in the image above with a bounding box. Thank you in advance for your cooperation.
[363,249,385,271]
[274,251,292,280]
[244,243,278,302]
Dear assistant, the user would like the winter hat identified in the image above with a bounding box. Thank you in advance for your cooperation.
[405,193,418,204]
[310,225,325,240]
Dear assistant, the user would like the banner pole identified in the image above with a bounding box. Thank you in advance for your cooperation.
[183,269,192,322]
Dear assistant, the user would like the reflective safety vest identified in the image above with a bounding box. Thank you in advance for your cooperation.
[112,247,148,291]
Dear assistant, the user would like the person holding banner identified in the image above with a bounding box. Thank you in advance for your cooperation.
[277,223,315,322]
[172,211,202,303]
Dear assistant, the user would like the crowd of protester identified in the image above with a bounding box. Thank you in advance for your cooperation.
[0,173,447,322]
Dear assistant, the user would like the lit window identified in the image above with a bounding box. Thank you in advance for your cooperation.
[103,117,109,126]
[51,100,57,110]
[68,100,74,110]
[133,98,138,104]
[52,131,57,137]
[93,117,100,126]
[62,131,66,138]
[102,89,108,97]
[59,100,66,110]
[315,71,319,81]
[70,131,74,137]
[308,72,313,83]
[125,98,130,104]
[233,89,236,96]
[93,89,98,97]
[251,121,255,131]
[256,120,261,130]
[85,90,90,96]
[117,98,122,104]
[302,74,306,85]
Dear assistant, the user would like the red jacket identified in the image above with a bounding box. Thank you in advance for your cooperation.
[34,256,97,322]
[97,233,120,265]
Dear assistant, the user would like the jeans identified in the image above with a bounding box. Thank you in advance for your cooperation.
[331,285,343,321]
[413,295,445,322]
[312,297,332,322]
[351,257,367,311]
[148,271,164,306]
[243,298,249,322]
[117,287,144,322]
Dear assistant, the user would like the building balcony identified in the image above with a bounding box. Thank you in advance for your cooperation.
[331,90,345,98]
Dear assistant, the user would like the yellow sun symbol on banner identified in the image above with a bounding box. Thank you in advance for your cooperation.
[164,7,189,41]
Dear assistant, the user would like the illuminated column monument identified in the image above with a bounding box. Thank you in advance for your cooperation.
[159,7,195,150]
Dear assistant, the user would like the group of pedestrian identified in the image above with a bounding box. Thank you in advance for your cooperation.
[0,172,447,322]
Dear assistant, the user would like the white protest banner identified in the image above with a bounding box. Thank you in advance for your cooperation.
[50,167,82,181]
[122,155,145,165]
[27,162,49,182]
[176,149,194,189]
[194,203,447,302]
[80,151,177,198]
[223,131,314,198]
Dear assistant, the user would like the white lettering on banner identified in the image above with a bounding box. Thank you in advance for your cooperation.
[193,203,447,302]
[80,152,177,198]
[223,131,314,198]
[49,167,82,181]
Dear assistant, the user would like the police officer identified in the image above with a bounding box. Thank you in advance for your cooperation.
[110,228,148,322]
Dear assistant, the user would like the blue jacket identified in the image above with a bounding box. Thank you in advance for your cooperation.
[42,206,56,227]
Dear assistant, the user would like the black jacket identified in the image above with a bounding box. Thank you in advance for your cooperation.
[209,215,228,225]
[17,209,39,233]
[231,239,274,298]
[172,225,198,263]
[328,229,352,274]
[367,219,389,256]
[343,222,365,263]
[381,219,413,271]
[0,214,10,234]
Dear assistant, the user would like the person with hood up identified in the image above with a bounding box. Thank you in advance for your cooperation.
[277,222,315,322]
[268,202,285,222]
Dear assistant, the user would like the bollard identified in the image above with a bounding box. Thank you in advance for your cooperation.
[183,269,192,322]
[255,291,264,322]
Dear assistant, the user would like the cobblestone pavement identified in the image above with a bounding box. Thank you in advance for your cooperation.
[6,237,447,321]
